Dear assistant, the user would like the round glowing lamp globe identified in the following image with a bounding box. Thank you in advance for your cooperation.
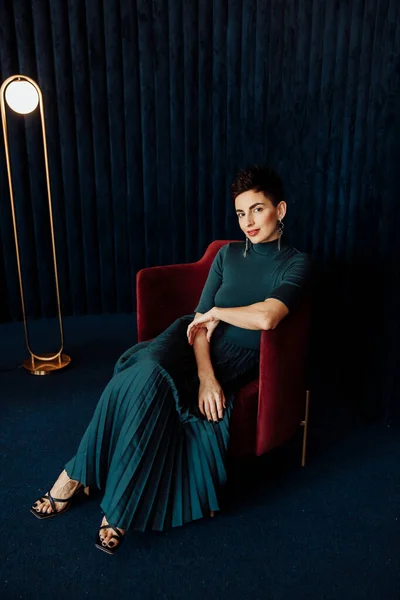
[5,80,39,114]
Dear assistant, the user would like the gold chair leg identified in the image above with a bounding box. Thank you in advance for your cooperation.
[300,390,310,467]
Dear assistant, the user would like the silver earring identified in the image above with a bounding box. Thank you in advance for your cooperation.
[277,219,284,251]
[243,236,250,257]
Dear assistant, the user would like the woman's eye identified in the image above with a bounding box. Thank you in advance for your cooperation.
[254,207,263,213]
[238,214,244,219]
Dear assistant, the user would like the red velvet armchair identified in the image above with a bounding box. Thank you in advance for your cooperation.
[136,240,311,465]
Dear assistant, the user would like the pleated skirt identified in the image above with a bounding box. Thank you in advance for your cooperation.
[65,315,259,531]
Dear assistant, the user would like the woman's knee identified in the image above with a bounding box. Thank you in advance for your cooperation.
[114,342,149,375]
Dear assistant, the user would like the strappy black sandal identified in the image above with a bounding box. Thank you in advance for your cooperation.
[95,523,125,555]
[30,485,90,520]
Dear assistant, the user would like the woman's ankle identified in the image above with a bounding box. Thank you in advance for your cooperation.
[52,470,80,493]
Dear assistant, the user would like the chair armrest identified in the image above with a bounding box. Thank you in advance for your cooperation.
[136,262,210,342]
[136,240,237,342]
[255,300,311,456]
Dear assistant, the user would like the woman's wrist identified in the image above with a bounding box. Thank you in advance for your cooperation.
[197,371,215,383]
[211,306,221,320]
[198,368,216,382]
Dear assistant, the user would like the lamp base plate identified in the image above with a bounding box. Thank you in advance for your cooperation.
[23,353,71,376]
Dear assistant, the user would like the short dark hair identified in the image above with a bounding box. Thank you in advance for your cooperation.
[230,165,284,207]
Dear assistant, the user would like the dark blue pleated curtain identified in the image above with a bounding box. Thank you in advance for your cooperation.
[0,0,399,421]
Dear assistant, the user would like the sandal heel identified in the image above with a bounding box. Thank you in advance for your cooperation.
[84,486,90,496]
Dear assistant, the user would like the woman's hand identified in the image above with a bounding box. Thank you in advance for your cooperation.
[198,375,226,422]
[187,309,220,345]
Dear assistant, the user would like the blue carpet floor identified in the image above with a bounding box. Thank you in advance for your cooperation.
[0,315,399,600]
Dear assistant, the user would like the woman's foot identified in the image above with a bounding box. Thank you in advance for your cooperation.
[32,469,82,515]
[98,516,125,550]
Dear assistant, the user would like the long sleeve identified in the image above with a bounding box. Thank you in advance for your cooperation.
[194,246,226,313]
[266,253,311,312]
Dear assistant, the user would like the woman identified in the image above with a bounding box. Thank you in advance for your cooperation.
[31,165,310,555]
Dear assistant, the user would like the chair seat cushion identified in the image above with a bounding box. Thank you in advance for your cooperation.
[229,379,259,457]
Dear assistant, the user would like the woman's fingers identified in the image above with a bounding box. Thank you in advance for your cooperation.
[220,389,226,409]
[190,324,210,345]
[187,313,215,344]
[203,396,223,422]
[187,324,195,345]
[203,399,212,421]
[190,323,210,344]
[187,316,206,336]
[205,319,220,343]
[210,401,218,422]
[187,323,203,345]
[216,394,224,419]
[186,322,195,340]
[198,398,205,416]
[191,325,203,345]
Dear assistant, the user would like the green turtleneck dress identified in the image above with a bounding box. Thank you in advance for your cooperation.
[65,239,310,531]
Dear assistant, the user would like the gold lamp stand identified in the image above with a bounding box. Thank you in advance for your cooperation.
[0,74,70,375]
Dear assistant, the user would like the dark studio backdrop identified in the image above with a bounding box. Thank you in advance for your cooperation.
[0,0,399,423]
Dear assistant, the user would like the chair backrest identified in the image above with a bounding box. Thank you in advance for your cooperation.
[136,240,237,341]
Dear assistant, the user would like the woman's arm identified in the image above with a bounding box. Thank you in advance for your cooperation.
[192,314,216,378]
[213,298,288,331]
[192,312,226,422]
[187,299,286,345]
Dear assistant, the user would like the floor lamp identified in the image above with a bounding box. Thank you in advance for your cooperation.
[0,74,70,375]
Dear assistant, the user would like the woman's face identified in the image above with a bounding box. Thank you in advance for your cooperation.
[235,190,286,244]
